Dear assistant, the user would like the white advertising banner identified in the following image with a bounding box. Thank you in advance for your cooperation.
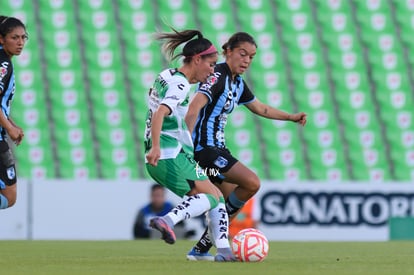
[1,180,413,241]
[255,182,414,241]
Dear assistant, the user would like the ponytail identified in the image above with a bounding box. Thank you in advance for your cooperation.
[155,27,216,63]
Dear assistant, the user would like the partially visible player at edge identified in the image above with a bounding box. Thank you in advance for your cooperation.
[144,28,235,261]
[185,32,307,260]
[0,16,26,210]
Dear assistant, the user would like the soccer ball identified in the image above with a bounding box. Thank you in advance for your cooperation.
[231,228,269,262]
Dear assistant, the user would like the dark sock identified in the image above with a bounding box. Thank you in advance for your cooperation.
[225,199,241,216]
[225,192,245,215]
[194,227,213,253]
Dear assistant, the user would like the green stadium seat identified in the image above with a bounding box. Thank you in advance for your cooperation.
[353,0,390,13]
[235,0,276,33]
[327,49,366,72]
[260,118,308,180]
[157,0,197,30]
[58,146,97,179]
[195,0,237,46]
[392,0,414,47]
[224,108,266,178]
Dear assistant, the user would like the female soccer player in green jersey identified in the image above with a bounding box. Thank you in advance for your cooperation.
[144,28,235,262]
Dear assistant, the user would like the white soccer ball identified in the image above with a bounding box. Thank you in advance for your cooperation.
[231,228,269,262]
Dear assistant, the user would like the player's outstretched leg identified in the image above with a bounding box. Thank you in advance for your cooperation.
[150,193,218,244]
[149,217,176,244]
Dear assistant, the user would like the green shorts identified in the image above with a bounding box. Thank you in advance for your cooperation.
[146,151,208,198]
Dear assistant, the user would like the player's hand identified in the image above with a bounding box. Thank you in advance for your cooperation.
[7,125,24,145]
[146,146,161,166]
[289,112,307,126]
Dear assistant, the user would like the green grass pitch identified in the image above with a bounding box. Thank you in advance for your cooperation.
[1,240,413,275]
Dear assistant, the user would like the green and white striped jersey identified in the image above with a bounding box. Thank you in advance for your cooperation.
[144,68,193,161]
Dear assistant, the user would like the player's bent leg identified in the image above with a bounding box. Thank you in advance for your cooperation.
[222,161,260,202]
[189,163,261,258]
[150,187,218,245]
[0,183,16,209]
[187,194,234,262]
[147,152,233,259]
[206,197,236,262]
[214,181,237,198]
[186,178,222,201]
[0,141,17,209]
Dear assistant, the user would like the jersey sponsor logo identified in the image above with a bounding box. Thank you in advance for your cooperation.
[177,83,185,90]
[215,130,225,144]
[0,67,7,81]
[0,62,8,82]
[223,90,233,110]
[157,75,168,88]
[165,95,179,101]
[214,156,228,168]
[207,72,220,85]
[199,71,221,93]
[6,166,15,180]
[148,88,160,110]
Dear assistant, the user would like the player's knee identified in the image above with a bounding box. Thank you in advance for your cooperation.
[6,193,16,207]
[205,193,219,209]
[5,185,17,208]
[7,198,16,207]
[244,175,260,196]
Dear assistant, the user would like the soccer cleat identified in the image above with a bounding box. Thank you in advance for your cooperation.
[149,217,176,245]
[186,248,215,261]
[214,253,237,262]
[214,248,237,262]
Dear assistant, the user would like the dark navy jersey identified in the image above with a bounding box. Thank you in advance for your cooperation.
[192,62,256,151]
[0,46,15,140]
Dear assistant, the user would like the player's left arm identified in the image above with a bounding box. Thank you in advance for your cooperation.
[245,98,307,126]
[9,117,23,131]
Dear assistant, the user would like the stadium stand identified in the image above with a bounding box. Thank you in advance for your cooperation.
[4,0,414,181]
[314,0,392,181]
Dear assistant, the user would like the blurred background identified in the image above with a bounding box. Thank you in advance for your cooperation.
[1,0,414,241]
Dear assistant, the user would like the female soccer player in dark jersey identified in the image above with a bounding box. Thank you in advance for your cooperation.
[0,16,26,210]
[185,32,307,259]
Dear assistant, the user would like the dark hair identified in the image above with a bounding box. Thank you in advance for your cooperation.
[221,32,257,55]
[155,28,215,63]
[0,16,27,38]
[151,184,164,193]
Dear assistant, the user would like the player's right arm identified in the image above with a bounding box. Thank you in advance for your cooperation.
[0,96,23,145]
[185,93,209,133]
[6,117,24,145]
[145,104,171,166]
[0,60,24,145]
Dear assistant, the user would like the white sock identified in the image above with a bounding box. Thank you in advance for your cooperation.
[164,194,211,226]
[207,202,230,249]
